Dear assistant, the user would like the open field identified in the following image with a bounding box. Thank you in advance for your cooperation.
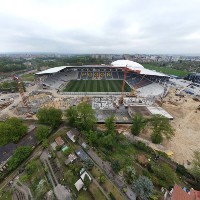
[63,80,131,92]
[143,64,189,77]
[20,73,35,82]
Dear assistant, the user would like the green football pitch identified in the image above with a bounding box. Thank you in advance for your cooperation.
[63,80,132,92]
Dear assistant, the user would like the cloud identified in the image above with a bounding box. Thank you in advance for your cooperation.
[0,0,200,54]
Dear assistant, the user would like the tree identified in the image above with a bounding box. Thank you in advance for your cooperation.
[7,146,32,171]
[150,115,174,144]
[77,102,96,130]
[65,106,78,127]
[83,174,91,189]
[99,174,106,184]
[111,160,121,173]
[84,159,94,171]
[191,151,200,181]
[99,134,115,151]
[131,114,147,136]
[0,117,27,145]
[36,126,49,142]
[153,163,175,187]
[133,176,154,200]
[25,160,37,175]
[124,166,136,184]
[37,107,62,129]
[105,115,116,136]
[42,139,49,149]
[65,102,96,131]
[85,130,98,145]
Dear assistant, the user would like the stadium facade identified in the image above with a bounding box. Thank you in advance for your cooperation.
[35,60,169,96]
[185,73,200,84]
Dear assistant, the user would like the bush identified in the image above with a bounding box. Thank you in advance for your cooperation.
[133,141,154,154]
[153,163,175,187]
[109,193,116,200]
[151,132,162,144]
[176,164,194,179]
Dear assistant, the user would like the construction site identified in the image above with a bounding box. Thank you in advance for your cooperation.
[0,60,200,165]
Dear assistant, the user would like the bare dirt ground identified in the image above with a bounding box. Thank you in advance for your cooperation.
[160,89,200,165]
[114,89,200,166]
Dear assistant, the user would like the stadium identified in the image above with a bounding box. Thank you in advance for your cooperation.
[36,60,169,97]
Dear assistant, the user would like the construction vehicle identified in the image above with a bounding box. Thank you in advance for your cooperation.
[175,84,191,96]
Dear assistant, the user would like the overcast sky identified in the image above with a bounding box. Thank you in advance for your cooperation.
[0,0,200,54]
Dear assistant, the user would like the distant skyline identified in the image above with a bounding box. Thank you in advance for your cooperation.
[0,0,200,54]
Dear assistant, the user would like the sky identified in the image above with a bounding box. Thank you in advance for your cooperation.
[0,0,200,54]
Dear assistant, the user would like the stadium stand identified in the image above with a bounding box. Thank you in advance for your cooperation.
[43,71,78,89]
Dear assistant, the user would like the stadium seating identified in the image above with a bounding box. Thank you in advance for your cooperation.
[112,72,119,79]
[43,71,78,89]
[105,71,113,79]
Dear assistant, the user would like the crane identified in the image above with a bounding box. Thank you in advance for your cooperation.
[0,72,30,113]
[118,65,142,104]
[129,74,146,97]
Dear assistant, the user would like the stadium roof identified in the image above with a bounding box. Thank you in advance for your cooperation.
[35,66,67,75]
[35,60,168,77]
[111,60,144,69]
[111,60,168,77]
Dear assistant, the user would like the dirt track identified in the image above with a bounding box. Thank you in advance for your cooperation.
[162,89,200,166]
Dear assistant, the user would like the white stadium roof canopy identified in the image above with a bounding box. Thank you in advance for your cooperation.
[35,66,68,75]
[35,60,168,77]
[111,60,168,77]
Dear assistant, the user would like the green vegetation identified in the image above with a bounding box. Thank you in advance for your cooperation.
[131,114,147,136]
[21,73,35,81]
[0,190,13,200]
[77,191,93,200]
[133,176,154,200]
[20,159,51,199]
[105,115,116,136]
[36,107,62,129]
[35,126,49,142]
[83,174,91,189]
[149,115,174,144]
[131,114,174,144]
[124,166,136,184]
[143,63,189,77]
[0,57,27,73]
[65,102,96,131]
[190,151,200,189]
[7,146,32,171]
[63,80,131,92]
[0,81,18,92]
[89,182,107,200]
[0,117,27,146]
[84,159,94,171]
[152,163,175,187]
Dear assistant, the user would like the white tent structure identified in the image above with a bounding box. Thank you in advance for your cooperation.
[111,60,168,77]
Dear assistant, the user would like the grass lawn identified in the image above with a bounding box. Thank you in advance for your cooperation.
[103,180,125,200]
[143,64,189,77]
[63,80,131,92]
[77,190,93,200]
[0,190,12,200]
[89,182,107,200]
[91,166,125,200]
[20,73,35,81]
[91,166,101,178]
